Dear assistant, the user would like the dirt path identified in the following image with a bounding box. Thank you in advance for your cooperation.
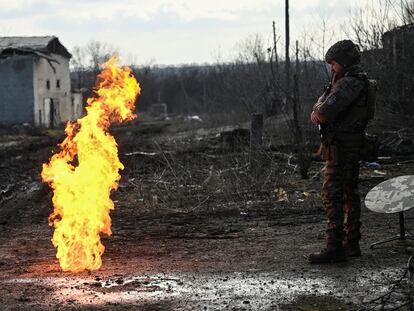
[1,194,414,310]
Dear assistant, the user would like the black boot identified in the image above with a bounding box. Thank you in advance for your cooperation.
[343,240,361,257]
[308,245,347,264]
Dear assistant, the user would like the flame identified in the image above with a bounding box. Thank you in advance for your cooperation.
[41,56,140,272]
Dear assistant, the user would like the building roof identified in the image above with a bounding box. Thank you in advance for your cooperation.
[0,36,71,59]
[383,23,414,38]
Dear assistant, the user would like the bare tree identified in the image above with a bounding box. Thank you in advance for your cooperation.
[218,33,274,115]
[401,0,414,23]
[86,41,118,73]
[343,0,398,50]
[70,40,118,72]
[70,40,118,107]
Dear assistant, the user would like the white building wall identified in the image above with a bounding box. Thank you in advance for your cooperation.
[71,92,83,119]
[33,53,81,127]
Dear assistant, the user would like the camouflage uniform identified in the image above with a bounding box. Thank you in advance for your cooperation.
[313,65,368,250]
[309,40,370,262]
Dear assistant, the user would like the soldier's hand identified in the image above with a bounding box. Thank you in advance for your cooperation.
[311,111,319,125]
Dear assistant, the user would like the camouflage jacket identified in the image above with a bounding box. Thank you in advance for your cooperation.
[313,65,368,149]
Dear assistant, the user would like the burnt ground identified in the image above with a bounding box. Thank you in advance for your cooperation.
[1,118,414,311]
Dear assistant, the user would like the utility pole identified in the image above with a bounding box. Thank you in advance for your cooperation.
[285,0,290,106]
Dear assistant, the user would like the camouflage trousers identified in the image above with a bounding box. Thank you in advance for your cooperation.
[321,151,361,247]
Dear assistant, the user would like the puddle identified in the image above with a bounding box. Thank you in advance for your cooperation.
[0,273,334,309]
[0,268,404,310]
[92,276,181,293]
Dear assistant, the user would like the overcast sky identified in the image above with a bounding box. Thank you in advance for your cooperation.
[0,0,392,65]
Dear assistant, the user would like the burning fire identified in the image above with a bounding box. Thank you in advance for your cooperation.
[41,56,140,272]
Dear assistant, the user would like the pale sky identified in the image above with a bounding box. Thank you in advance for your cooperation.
[0,0,396,65]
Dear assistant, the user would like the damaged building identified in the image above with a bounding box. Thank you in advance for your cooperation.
[362,23,414,115]
[382,23,414,115]
[0,36,82,128]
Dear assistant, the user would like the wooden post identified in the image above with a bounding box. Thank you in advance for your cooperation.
[293,40,310,179]
[250,113,264,176]
[293,40,300,123]
[272,21,279,74]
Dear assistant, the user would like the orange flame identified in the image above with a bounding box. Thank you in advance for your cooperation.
[41,56,141,272]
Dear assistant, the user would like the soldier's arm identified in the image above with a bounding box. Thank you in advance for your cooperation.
[312,77,365,124]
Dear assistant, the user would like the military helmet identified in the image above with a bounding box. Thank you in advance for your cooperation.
[325,40,361,68]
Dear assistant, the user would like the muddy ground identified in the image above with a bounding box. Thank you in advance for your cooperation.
[1,118,414,311]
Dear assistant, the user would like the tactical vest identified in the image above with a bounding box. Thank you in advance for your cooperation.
[335,78,377,134]
[319,77,377,160]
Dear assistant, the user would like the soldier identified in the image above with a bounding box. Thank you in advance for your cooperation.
[308,40,369,264]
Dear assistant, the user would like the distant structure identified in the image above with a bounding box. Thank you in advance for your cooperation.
[149,92,168,120]
[362,23,414,115]
[0,36,82,128]
[382,23,414,67]
[382,23,414,114]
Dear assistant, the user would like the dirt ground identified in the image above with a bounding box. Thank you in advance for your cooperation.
[1,119,414,311]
